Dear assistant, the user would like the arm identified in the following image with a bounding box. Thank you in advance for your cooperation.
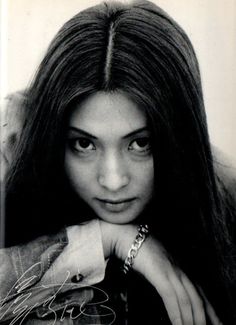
[0,219,221,325]
[100,221,222,325]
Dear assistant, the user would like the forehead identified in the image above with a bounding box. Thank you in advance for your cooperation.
[68,92,147,136]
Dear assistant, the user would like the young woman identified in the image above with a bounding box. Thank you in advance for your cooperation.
[1,1,236,324]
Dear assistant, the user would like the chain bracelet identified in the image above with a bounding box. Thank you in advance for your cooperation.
[122,224,149,274]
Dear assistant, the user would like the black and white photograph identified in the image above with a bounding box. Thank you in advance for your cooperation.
[0,0,236,324]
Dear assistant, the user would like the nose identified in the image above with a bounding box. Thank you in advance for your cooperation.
[98,152,130,192]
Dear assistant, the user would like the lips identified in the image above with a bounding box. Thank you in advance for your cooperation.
[96,198,136,213]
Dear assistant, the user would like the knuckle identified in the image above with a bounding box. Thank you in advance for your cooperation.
[180,295,191,308]
[161,286,173,299]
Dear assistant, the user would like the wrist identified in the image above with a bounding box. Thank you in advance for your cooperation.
[113,224,138,262]
[122,224,149,274]
[99,220,117,259]
[99,220,137,261]
[115,224,154,278]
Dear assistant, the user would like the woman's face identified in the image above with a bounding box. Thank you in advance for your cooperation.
[64,92,154,224]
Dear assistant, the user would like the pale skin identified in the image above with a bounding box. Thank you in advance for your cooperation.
[64,91,222,325]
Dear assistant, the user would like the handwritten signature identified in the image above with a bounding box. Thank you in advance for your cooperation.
[0,262,116,324]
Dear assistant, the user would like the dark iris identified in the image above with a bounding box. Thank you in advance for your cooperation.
[136,137,150,147]
[78,138,92,148]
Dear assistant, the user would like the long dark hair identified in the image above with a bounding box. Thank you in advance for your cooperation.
[5,1,235,322]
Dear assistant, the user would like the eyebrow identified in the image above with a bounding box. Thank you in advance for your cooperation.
[68,127,98,139]
[68,126,149,139]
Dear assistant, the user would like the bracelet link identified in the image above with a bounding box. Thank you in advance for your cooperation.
[122,224,149,274]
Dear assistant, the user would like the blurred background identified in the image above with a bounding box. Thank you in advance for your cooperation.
[1,0,236,159]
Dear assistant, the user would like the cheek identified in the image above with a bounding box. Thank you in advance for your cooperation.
[64,155,94,194]
[133,159,154,194]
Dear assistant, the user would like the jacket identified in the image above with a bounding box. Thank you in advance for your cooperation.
[0,219,113,324]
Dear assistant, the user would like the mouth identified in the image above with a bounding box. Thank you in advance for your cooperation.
[95,198,136,213]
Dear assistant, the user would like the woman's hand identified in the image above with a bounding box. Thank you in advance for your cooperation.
[116,225,206,325]
[99,220,222,325]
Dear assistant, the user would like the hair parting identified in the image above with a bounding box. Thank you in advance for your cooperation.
[104,21,115,88]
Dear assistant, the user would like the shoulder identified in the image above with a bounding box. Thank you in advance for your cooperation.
[212,146,236,202]
[1,90,27,133]
[0,90,27,180]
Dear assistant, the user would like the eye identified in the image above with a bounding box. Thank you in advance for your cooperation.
[128,137,151,154]
[68,138,95,153]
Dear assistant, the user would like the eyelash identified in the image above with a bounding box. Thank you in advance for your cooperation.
[68,137,151,155]
[128,137,151,153]
[68,138,95,153]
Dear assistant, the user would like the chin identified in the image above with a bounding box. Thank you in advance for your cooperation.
[95,210,140,225]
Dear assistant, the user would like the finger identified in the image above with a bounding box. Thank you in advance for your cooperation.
[180,272,206,325]
[156,280,183,325]
[168,270,193,325]
[198,288,223,325]
[205,303,222,325]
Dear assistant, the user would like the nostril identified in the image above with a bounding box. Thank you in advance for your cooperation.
[98,175,105,186]
[98,154,130,191]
